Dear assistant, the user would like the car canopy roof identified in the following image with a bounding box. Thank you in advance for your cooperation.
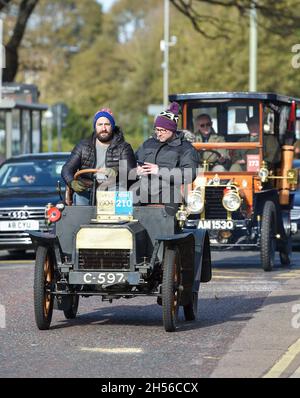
[169,92,300,105]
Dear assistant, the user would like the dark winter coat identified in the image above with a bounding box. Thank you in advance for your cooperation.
[62,127,136,186]
[135,131,199,206]
[136,131,199,183]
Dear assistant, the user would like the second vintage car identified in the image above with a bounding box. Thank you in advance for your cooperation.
[169,92,299,271]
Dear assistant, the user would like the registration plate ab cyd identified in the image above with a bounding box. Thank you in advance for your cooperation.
[197,220,234,230]
[0,220,39,231]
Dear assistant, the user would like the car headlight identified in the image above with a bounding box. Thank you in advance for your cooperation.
[258,167,269,182]
[186,191,204,214]
[222,191,241,212]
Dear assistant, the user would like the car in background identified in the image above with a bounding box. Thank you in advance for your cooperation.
[0,153,69,254]
[291,158,300,248]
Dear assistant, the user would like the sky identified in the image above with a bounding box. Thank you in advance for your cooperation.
[97,0,116,12]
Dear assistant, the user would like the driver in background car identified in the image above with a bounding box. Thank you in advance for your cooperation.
[194,113,229,171]
[9,165,36,185]
[61,108,136,205]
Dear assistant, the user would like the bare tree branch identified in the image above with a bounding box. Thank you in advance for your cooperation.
[4,0,39,82]
[170,0,300,37]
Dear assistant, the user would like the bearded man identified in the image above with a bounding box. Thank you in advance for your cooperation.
[62,108,136,205]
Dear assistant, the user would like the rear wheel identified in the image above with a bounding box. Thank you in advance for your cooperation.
[162,247,181,332]
[34,246,54,330]
[183,292,198,321]
[63,296,79,319]
[260,201,277,272]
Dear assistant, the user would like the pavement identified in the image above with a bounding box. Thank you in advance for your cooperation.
[211,272,300,378]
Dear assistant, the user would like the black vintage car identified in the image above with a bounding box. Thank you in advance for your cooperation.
[0,153,69,253]
[29,169,212,333]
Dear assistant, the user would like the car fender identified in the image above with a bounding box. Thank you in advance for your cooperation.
[27,231,63,269]
[157,230,212,294]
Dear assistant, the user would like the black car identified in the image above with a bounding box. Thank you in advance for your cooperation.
[291,159,300,247]
[0,153,69,253]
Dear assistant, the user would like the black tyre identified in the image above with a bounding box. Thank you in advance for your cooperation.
[183,292,198,321]
[162,247,181,332]
[260,201,277,272]
[63,296,79,319]
[280,251,291,266]
[34,246,54,330]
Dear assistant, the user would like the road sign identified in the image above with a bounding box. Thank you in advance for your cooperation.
[147,104,164,117]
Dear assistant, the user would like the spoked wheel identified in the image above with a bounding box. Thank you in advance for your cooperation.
[63,296,79,319]
[34,246,54,330]
[162,246,181,332]
[261,201,277,272]
[183,292,198,321]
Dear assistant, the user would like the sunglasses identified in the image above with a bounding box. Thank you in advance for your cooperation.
[199,123,212,128]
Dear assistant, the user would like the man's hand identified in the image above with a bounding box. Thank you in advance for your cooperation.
[137,162,159,175]
[70,180,87,193]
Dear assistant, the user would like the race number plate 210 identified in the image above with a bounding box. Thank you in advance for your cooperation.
[97,191,133,216]
[198,220,234,230]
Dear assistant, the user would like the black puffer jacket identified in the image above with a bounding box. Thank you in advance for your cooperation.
[62,127,136,186]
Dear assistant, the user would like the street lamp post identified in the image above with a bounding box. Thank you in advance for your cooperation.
[161,0,177,108]
[249,2,257,91]
[44,109,54,152]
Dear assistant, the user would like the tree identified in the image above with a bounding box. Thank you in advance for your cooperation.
[2,0,39,82]
[170,0,300,38]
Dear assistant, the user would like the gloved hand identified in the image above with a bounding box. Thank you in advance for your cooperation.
[98,168,118,178]
[70,180,87,193]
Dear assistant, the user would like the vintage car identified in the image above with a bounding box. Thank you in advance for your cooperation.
[169,92,299,271]
[29,169,212,333]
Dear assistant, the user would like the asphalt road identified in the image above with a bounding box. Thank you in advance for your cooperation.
[0,249,300,379]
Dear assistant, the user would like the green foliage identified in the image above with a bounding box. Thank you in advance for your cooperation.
[16,0,300,151]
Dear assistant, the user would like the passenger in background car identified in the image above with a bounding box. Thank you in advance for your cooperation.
[61,108,136,205]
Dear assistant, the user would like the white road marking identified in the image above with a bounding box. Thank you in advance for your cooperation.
[80,347,143,354]
[263,338,300,378]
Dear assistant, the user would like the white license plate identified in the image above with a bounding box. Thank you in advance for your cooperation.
[198,220,234,230]
[0,220,40,231]
[83,272,126,285]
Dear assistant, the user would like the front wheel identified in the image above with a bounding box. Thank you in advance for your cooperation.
[260,201,277,272]
[34,246,54,330]
[162,247,181,332]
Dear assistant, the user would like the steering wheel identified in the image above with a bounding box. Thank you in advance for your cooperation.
[65,168,116,206]
[199,149,223,165]
[74,168,116,180]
